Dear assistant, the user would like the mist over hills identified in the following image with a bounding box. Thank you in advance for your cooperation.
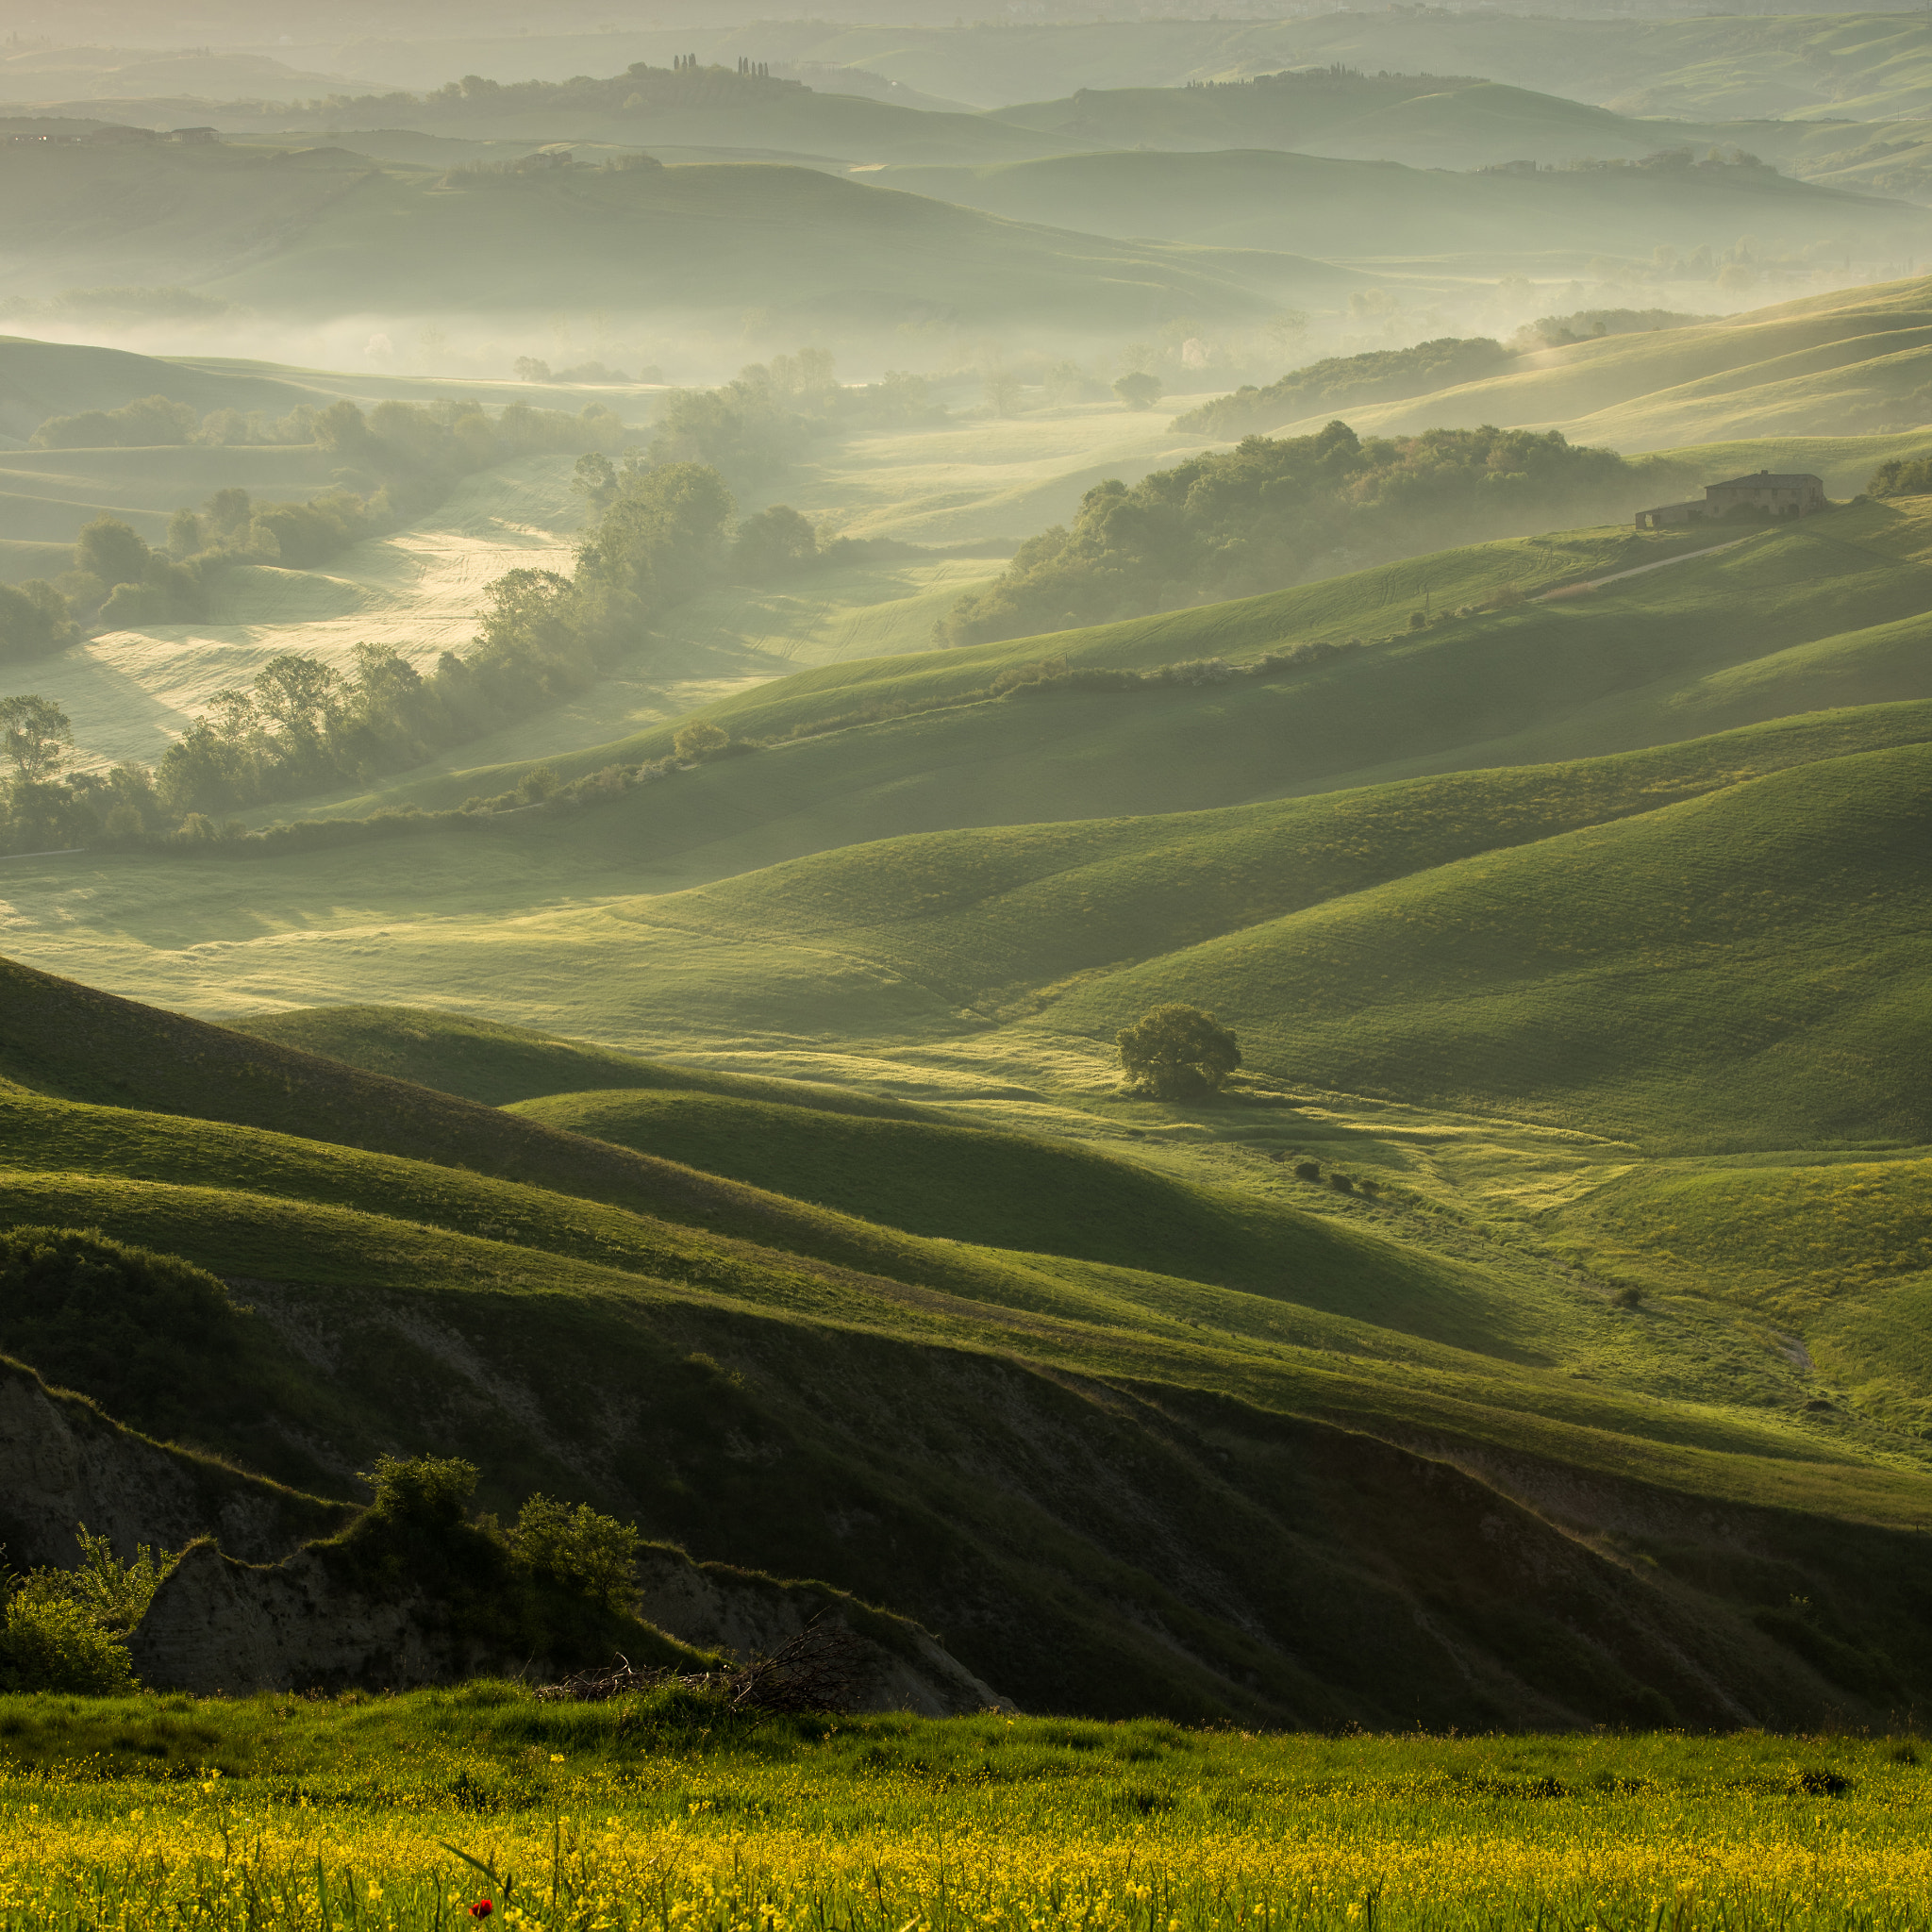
[877,147,1932,269]
[0,141,1351,332]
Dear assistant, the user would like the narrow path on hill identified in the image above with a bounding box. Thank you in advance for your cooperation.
[1538,534,1754,600]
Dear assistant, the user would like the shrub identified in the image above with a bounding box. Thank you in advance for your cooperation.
[506,1496,641,1608]
[674,720,730,760]
[365,1454,481,1526]
[1328,1173,1357,1194]
[0,1591,137,1694]
[1292,1160,1322,1182]
[1613,1284,1646,1309]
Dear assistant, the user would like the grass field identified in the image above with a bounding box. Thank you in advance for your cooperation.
[0,1694,1922,1932]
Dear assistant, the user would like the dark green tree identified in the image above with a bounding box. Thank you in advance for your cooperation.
[1117,1003,1242,1100]
[74,516,150,590]
[1113,371,1165,411]
[732,503,817,580]
[0,694,74,781]
[0,581,79,664]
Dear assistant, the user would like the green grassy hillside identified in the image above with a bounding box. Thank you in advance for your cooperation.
[12,502,1932,1047]
[877,148,1930,267]
[1031,736,1932,1155]
[504,1086,1472,1316]
[8,949,1932,1725]
[312,496,1932,840]
[1558,1155,1932,1430]
[231,1004,937,1114]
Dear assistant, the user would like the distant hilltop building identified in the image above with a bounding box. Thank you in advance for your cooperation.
[1634,470,1826,529]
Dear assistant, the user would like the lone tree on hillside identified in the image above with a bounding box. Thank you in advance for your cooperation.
[1113,371,1165,411]
[1,694,74,782]
[1117,1003,1241,1100]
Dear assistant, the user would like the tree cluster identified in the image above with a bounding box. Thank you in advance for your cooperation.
[1867,456,1932,497]
[0,447,864,851]
[641,354,942,491]
[30,392,322,451]
[939,419,1635,646]
[1,394,631,660]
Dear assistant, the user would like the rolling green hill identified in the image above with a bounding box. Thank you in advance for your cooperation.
[13,497,1932,1044]
[8,945,1932,1726]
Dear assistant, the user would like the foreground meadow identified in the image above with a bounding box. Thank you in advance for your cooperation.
[0,1689,1924,1931]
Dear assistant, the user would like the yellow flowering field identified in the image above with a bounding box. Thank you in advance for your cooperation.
[0,1687,1926,1931]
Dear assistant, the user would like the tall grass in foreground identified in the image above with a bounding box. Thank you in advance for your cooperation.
[0,1691,1926,1930]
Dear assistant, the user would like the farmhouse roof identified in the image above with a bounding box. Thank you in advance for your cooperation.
[1708,471,1822,489]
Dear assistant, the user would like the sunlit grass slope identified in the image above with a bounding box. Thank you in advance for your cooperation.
[1557,1155,1932,1426]
[1,953,1523,1363]
[878,148,1929,265]
[505,1086,1466,1312]
[1032,738,1932,1154]
[233,1005,935,1116]
[1248,275,1932,447]
[315,501,1932,843]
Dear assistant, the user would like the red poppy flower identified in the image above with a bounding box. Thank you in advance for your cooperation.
[469,1902,493,1919]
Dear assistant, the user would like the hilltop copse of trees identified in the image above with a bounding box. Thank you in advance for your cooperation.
[938,420,1637,646]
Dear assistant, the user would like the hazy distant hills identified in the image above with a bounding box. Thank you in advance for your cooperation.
[0,46,382,105]
[878,148,1932,268]
[0,142,1360,329]
[235,14,1932,123]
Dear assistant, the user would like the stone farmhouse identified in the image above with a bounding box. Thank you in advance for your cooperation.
[1634,470,1826,530]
